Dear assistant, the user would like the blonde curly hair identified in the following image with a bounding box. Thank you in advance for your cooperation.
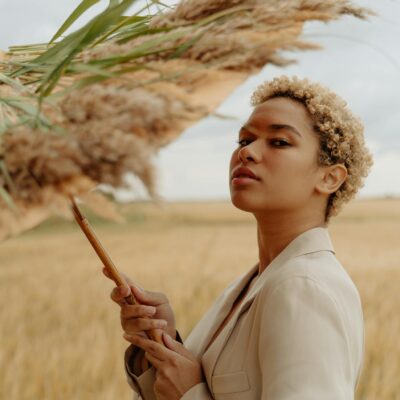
[250,75,374,223]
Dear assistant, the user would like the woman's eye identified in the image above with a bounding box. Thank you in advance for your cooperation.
[236,139,251,147]
[271,139,289,147]
[236,138,289,147]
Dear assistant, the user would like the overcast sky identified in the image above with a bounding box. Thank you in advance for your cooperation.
[0,0,399,202]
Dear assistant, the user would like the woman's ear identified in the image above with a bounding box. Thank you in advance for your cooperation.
[315,164,348,195]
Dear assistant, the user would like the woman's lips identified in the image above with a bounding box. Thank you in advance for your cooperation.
[231,176,260,185]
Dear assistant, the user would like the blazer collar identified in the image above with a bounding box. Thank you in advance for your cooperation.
[244,226,335,301]
[200,226,335,388]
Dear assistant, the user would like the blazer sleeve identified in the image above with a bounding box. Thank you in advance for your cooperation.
[125,330,191,400]
[180,382,214,399]
[258,276,354,400]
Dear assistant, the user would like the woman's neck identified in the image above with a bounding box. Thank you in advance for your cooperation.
[255,218,326,275]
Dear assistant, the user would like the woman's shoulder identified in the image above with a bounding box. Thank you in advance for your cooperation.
[255,251,365,367]
[260,250,363,317]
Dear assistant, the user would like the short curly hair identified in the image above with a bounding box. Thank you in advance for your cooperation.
[250,75,374,223]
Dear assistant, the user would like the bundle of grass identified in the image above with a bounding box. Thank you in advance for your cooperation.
[0,0,374,240]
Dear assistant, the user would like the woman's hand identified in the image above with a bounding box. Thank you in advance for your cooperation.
[125,331,205,400]
[103,267,177,340]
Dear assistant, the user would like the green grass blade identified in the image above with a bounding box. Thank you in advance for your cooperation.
[8,42,51,51]
[49,0,102,45]
[10,0,138,82]
[0,159,18,198]
[114,16,156,44]
[0,121,9,135]
[0,97,53,128]
[90,14,148,47]
[0,107,12,134]
[35,53,77,97]
[4,60,51,71]
[9,28,94,78]
[0,73,31,94]
[0,115,33,134]
[151,0,174,9]
[0,185,18,213]
[42,0,139,95]
[67,62,120,77]
[88,28,188,68]
[58,74,111,92]
[81,0,138,44]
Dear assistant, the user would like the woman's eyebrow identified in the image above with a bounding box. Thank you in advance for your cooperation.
[239,126,251,135]
[239,124,302,138]
[270,124,302,138]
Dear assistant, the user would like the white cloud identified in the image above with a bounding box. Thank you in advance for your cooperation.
[358,150,400,197]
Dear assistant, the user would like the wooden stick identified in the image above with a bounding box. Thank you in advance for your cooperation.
[69,194,164,346]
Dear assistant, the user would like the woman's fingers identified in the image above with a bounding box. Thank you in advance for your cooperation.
[119,271,137,288]
[101,266,133,283]
[102,266,144,297]
[122,317,168,334]
[102,266,111,279]
[110,285,131,305]
[143,351,162,368]
[124,334,170,362]
[121,304,156,318]
[130,285,168,307]
[102,267,168,306]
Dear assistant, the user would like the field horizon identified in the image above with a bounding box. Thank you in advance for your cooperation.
[1,196,399,399]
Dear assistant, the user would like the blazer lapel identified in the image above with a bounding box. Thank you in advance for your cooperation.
[200,263,259,382]
[189,264,258,358]
[200,226,335,388]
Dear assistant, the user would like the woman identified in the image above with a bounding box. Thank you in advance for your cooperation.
[105,75,373,399]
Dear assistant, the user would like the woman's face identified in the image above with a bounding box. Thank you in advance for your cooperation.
[229,96,324,215]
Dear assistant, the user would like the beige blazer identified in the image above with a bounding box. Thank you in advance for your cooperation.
[125,227,365,399]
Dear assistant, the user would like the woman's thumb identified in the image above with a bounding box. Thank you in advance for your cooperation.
[130,284,152,304]
[130,285,164,307]
[162,332,187,355]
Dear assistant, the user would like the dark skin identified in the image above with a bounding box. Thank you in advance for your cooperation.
[105,268,204,400]
[107,96,348,399]
[229,97,347,272]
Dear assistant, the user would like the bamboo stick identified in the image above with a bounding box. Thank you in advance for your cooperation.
[69,194,164,346]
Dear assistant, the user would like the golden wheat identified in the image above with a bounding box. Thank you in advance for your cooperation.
[0,197,398,399]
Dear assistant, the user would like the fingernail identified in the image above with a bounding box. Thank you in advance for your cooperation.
[133,285,144,293]
[145,306,156,314]
[163,332,173,343]
[121,286,130,295]
[124,333,138,342]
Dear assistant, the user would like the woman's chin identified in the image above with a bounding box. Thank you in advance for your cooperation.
[230,194,261,212]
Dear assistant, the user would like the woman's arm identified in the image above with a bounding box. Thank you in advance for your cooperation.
[258,276,357,399]
[103,266,178,398]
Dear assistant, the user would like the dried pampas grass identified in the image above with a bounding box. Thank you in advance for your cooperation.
[0,0,374,240]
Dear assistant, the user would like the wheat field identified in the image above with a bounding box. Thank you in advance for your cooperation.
[0,197,399,399]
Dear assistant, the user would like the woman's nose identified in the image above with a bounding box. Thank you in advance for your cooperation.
[238,143,259,163]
